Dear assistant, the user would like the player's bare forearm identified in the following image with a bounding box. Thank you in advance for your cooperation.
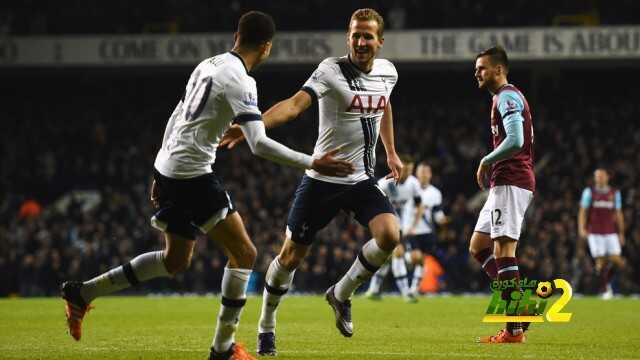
[263,90,312,129]
[578,208,588,238]
[380,102,402,180]
[379,102,398,157]
[616,210,625,240]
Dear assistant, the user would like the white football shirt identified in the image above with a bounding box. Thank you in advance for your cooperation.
[406,184,445,235]
[155,52,261,178]
[301,56,398,184]
[377,175,422,229]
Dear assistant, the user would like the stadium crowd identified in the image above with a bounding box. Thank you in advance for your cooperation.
[1,67,638,297]
[2,0,636,35]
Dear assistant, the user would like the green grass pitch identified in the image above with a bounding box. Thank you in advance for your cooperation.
[1,294,639,359]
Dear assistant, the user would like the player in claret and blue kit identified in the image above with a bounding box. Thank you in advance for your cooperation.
[578,168,625,299]
[468,46,536,344]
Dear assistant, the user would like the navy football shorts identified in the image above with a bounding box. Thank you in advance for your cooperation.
[286,175,395,245]
[150,169,235,239]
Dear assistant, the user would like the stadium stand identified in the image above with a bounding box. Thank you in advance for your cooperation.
[1,65,638,296]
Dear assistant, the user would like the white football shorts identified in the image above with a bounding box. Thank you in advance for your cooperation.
[474,185,533,240]
[587,233,621,258]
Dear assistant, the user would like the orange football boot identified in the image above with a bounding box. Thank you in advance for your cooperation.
[477,329,526,343]
[61,281,93,341]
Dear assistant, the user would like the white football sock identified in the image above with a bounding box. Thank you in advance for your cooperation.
[367,261,390,294]
[404,251,412,264]
[391,256,410,296]
[258,257,295,334]
[410,264,424,294]
[334,239,392,302]
[212,267,251,353]
[81,251,169,303]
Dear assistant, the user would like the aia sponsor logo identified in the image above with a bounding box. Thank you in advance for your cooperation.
[346,95,387,113]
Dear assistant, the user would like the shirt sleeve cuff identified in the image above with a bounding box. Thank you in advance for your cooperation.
[301,86,318,103]
[233,113,262,124]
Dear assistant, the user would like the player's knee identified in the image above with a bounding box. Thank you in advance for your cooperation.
[377,228,401,252]
[237,242,257,269]
[278,245,305,271]
[611,255,625,268]
[278,251,303,270]
[412,250,423,264]
[163,251,192,275]
[392,245,404,257]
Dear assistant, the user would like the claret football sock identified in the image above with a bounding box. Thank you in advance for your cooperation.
[473,248,497,280]
[496,257,522,336]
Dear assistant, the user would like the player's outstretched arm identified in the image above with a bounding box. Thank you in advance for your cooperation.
[239,120,354,177]
[263,90,312,129]
[379,102,402,181]
[221,91,312,149]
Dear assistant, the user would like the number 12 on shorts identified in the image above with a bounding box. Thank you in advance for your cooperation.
[491,209,503,226]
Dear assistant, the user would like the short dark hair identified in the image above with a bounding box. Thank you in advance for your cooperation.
[477,46,509,71]
[237,11,275,49]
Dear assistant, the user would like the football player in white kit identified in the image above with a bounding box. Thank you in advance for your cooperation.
[60,11,353,360]
[222,8,402,355]
[404,162,449,295]
[364,155,423,302]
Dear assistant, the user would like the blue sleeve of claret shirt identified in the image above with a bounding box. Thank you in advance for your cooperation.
[615,190,622,209]
[580,188,592,209]
[481,91,525,165]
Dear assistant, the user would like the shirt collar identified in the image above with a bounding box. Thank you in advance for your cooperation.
[229,51,249,74]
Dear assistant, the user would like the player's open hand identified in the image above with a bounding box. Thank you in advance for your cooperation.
[311,148,355,177]
[476,161,491,189]
[385,152,403,182]
[220,124,246,149]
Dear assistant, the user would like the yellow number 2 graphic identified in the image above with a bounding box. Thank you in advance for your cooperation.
[545,279,573,322]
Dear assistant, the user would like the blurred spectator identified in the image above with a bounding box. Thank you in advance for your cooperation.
[18,200,42,219]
